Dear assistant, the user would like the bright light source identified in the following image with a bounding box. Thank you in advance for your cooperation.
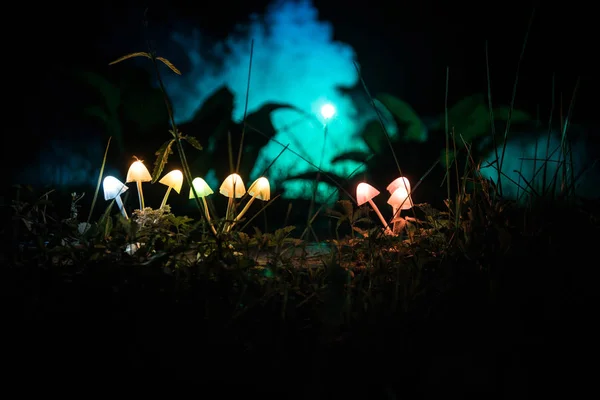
[320,103,336,120]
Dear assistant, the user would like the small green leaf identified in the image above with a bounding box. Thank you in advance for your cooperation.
[182,135,203,150]
[152,139,175,183]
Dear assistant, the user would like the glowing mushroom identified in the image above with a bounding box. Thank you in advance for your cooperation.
[219,173,246,222]
[387,184,414,234]
[387,176,413,220]
[356,182,391,233]
[189,177,217,235]
[159,169,183,209]
[232,177,270,225]
[386,176,411,195]
[103,176,129,219]
[126,159,152,210]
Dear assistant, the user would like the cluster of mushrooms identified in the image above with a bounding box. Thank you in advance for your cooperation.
[102,159,413,238]
[102,159,271,235]
[356,177,413,235]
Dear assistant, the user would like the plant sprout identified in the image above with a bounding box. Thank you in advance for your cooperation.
[103,176,129,219]
[356,182,392,234]
[159,169,183,209]
[126,160,152,210]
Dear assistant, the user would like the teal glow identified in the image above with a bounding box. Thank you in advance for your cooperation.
[166,0,376,204]
[320,103,336,120]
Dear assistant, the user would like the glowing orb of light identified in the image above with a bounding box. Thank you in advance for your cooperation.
[320,103,336,120]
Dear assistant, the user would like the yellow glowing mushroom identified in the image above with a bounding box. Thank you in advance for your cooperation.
[159,169,183,209]
[356,182,391,233]
[103,176,129,219]
[233,177,270,224]
[219,173,246,222]
[126,160,152,210]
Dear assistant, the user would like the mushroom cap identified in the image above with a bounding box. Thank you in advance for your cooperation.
[386,177,411,195]
[126,160,152,183]
[159,169,184,193]
[387,186,413,210]
[189,177,214,199]
[247,177,271,201]
[356,182,380,206]
[219,173,246,198]
[103,176,128,200]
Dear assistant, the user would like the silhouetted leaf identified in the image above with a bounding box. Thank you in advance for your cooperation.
[76,70,121,113]
[245,103,305,138]
[446,94,485,124]
[360,120,387,155]
[152,139,175,183]
[377,93,427,142]
[331,151,372,164]
[183,135,203,150]
[83,106,108,122]
[493,107,532,122]
[191,86,234,124]
[285,171,346,185]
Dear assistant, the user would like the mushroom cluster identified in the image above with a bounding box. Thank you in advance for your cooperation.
[101,158,271,235]
[356,176,413,235]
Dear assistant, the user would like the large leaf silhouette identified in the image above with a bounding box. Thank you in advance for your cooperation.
[360,120,388,155]
[377,93,427,142]
[441,93,533,143]
[240,103,307,177]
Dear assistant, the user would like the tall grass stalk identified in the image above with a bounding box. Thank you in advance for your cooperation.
[87,136,112,225]
[497,8,535,198]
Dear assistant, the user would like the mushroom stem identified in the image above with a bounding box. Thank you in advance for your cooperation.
[160,187,172,209]
[115,196,129,219]
[392,207,400,234]
[234,195,256,223]
[201,197,217,235]
[136,181,145,210]
[368,199,392,233]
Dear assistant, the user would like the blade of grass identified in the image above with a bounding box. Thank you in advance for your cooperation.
[87,136,112,225]
[498,8,535,198]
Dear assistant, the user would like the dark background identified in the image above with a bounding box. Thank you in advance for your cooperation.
[15,0,597,117]
[6,0,597,199]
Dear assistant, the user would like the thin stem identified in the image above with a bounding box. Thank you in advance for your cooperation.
[234,195,256,223]
[160,187,172,209]
[115,196,128,219]
[136,181,145,209]
[202,197,217,235]
[236,39,254,174]
[368,199,391,232]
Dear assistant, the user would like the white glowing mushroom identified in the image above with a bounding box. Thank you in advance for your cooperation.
[356,182,391,233]
[219,173,246,222]
[103,176,129,219]
[159,169,183,209]
[233,177,270,224]
[126,159,152,210]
